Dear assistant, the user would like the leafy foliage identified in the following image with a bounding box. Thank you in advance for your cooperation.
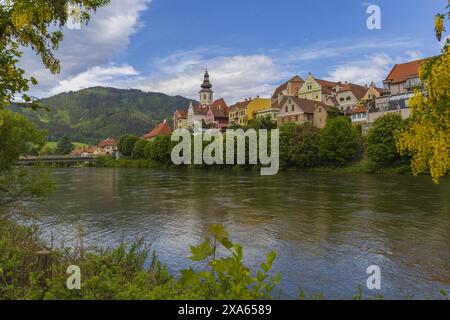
[0,0,110,108]
[366,113,405,164]
[396,4,450,183]
[319,117,360,165]
[0,110,47,171]
[0,220,280,300]
[118,134,140,157]
[56,136,75,155]
[280,123,321,168]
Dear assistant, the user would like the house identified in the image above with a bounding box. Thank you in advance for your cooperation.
[187,101,208,129]
[72,146,97,158]
[350,106,368,125]
[382,58,427,95]
[298,73,338,104]
[375,58,428,112]
[173,109,188,130]
[335,82,368,113]
[205,98,229,130]
[95,138,118,156]
[271,75,304,109]
[360,82,383,112]
[142,120,172,141]
[246,98,271,121]
[277,96,330,129]
[228,99,253,126]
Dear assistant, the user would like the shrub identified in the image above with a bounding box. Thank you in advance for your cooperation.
[118,135,140,157]
[366,113,404,164]
[319,117,360,165]
[280,123,320,168]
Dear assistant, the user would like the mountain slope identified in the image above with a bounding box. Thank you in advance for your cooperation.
[15,87,194,144]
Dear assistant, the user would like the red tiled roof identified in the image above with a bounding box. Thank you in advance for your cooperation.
[271,75,304,100]
[72,146,96,156]
[175,109,188,118]
[142,121,172,140]
[97,138,117,148]
[353,106,367,113]
[229,99,252,112]
[385,58,428,84]
[212,98,228,110]
[338,83,368,100]
[316,79,338,89]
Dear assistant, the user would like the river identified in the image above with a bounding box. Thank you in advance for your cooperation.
[35,168,450,299]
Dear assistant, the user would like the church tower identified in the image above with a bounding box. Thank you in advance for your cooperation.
[199,70,213,106]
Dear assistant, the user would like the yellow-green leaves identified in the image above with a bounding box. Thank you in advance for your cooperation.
[435,14,446,42]
[189,240,214,262]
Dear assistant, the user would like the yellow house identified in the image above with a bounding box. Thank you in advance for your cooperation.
[229,99,252,126]
[245,98,271,121]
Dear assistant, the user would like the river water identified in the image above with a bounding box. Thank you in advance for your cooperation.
[36,168,450,299]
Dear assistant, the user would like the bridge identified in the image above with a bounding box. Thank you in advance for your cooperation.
[18,155,96,166]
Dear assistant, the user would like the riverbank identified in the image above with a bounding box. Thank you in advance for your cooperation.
[0,216,279,300]
[93,156,414,176]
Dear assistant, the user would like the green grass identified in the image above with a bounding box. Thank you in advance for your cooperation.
[44,141,89,149]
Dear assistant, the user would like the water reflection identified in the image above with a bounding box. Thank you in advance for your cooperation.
[37,168,450,299]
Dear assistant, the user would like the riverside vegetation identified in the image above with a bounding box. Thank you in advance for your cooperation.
[103,114,413,176]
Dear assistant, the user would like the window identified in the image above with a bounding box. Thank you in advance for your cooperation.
[285,106,288,112]
[291,105,294,111]
[340,98,345,102]
[295,115,299,121]
[346,97,351,101]
[319,108,322,113]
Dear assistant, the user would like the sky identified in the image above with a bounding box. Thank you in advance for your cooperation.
[21,0,449,104]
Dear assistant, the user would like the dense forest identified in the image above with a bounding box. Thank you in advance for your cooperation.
[13,87,194,144]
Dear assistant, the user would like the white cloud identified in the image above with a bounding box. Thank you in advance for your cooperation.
[127,52,283,103]
[22,0,150,96]
[325,54,393,85]
[49,65,139,95]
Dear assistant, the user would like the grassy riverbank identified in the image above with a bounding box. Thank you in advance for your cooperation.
[94,156,414,176]
[0,216,280,300]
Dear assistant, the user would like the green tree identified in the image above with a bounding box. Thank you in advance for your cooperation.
[248,114,277,130]
[144,135,173,164]
[0,110,46,170]
[0,0,110,109]
[118,134,139,157]
[56,136,75,155]
[280,123,320,168]
[366,114,404,164]
[319,117,360,165]
[132,139,149,159]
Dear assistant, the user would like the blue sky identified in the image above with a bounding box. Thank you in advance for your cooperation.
[25,0,449,103]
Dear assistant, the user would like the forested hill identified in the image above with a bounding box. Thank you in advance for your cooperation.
[14,87,194,144]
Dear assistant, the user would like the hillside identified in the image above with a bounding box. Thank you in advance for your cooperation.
[14,87,194,144]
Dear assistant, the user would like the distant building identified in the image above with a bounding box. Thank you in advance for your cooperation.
[335,82,367,113]
[95,138,118,156]
[228,99,252,126]
[173,109,188,130]
[375,58,428,112]
[298,73,338,105]
[175,70,228,130]
[142,120,173,141]
[72,146,97,158]
[277,96,330,129]
[205,98,229,130]
[271,75,304,109]
[246,98,271,121]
